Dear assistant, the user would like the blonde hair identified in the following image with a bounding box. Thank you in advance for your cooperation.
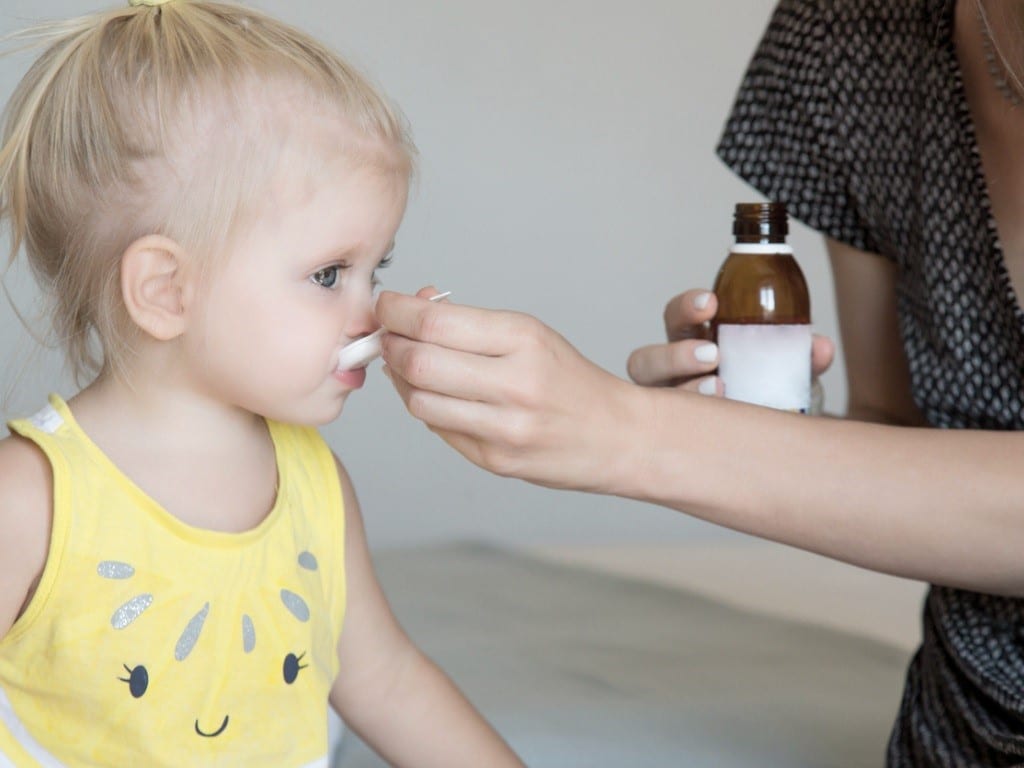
[0,0,416,383]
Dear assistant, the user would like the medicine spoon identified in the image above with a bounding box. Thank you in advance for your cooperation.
[335,291,451,371]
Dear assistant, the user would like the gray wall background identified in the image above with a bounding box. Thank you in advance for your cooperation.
[0,1,845,548]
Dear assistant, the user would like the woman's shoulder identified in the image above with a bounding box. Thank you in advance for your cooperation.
[0,434,53,639]
[740,0,944,115]
[767,0,938,43]
[777,0,932,19]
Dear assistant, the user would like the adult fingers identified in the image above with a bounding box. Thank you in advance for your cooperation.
[385,361,593,483]
[384,364,508,443]
[663,289,717,342]
[678,375,723,397]
[811,333,836,378]
[376,291,522,356]
[626,339,719,387]
[381,334,506,403]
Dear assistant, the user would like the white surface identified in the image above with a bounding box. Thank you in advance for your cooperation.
[0,0,844,549]
[529,540,928,651]
[339,543,913,768]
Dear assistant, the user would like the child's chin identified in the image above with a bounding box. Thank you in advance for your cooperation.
[321,394,352,423]
[285,395,351,427]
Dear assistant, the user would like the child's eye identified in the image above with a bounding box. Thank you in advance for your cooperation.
[311,266,340,289]
[118,664,149,698]
[371,254,393,289]
[283,652,308,685]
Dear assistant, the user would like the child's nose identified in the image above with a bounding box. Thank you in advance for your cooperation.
[346,293,380,337]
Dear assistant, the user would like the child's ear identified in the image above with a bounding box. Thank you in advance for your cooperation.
[120,235,194,341]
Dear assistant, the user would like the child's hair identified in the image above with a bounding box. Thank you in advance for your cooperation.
[0,0,416,383]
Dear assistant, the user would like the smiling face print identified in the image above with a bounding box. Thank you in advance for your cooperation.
[90,549,331,763]
[0,547,335,767]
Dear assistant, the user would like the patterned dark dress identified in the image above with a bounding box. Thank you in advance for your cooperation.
[716,0,1024,765]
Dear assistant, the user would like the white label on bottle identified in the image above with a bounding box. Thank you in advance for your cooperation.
[717,324,811,412]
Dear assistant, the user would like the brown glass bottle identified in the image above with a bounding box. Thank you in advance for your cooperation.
[712,202,812,411]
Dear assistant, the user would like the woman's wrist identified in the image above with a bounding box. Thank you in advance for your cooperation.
[597,382,687,501]
[603,385,772,518]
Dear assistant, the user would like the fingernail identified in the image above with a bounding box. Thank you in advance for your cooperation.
[693,292,711,310]
[694,343,717,363]
[698,377,717,396]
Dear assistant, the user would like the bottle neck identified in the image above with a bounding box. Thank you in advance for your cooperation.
[734,235,787,244]
[732,202,788,242]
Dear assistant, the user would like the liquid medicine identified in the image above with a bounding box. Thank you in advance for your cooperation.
[712,202,811,412]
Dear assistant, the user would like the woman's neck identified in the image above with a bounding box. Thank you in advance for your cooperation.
[957,0,1024,307]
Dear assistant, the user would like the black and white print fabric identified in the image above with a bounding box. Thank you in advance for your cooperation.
[716,0,1024,764]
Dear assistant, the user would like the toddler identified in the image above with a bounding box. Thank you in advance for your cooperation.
[0,1,523,766]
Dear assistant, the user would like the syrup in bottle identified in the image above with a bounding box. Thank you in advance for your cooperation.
[712,202,811,412]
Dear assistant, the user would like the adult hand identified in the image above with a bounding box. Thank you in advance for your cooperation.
[626,289,836,402]
[376,289,644,493]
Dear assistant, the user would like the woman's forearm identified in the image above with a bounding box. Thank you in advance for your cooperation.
[619,386,1024,595]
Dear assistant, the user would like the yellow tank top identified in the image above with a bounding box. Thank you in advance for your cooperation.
[0,395,346,767]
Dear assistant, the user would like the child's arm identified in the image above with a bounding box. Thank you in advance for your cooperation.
[327,456,523,768]
[0,436,53,640]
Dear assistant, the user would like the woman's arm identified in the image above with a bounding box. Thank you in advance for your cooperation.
[328,456,523,768]
[377,278,1024,596]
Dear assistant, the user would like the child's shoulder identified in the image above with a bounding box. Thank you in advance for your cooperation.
[0,431,52,503]
[0,433,53,639]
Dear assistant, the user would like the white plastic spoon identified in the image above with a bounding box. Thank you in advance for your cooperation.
[335,291,451,371]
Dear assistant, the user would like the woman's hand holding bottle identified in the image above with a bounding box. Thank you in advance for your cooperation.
[627,288,836,408]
